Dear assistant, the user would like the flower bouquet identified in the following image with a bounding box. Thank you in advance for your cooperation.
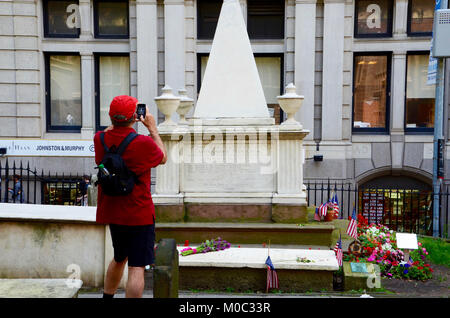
[180,237,231,256]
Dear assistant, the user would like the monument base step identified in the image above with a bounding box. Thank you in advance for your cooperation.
[145,247,338,292]
[156,222,334,247]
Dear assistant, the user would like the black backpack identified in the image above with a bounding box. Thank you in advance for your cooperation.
[95,132,139,196]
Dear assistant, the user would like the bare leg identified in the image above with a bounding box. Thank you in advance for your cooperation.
[125,266,145,298]
[104,258,128,295]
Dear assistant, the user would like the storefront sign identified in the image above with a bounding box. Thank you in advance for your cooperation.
[0,139,95,157]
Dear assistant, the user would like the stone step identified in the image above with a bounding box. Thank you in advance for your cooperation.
[146,247,339,293]
[155,222,335,247]
[0,279,82,298]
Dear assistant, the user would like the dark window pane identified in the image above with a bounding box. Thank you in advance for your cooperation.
[353,55,388,129]
[355,0,392,37]
[44,0,79,37]
[406,54,435,129]
[197,0,222,39]
[247,0,284,39]
[99,56,130,127]
[49,55,81,127]
[409,0,435,35]
[95,0,129,37]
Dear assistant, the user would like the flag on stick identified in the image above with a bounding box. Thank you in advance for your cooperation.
[318,201,329,218]
[347,207,358,239]
[330,192,340,218]
[334,234,343,267]
[314,207,321,221]
[265,256,279,292]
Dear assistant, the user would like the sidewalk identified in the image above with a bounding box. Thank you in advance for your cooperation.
[78,289,394,298]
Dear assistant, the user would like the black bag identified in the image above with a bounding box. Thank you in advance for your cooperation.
[96,132,139,196]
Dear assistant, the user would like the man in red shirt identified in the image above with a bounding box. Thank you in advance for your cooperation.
[94,95,167,298]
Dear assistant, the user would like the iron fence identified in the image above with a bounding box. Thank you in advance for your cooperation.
[306,179,449,238]
[0,160,86,206]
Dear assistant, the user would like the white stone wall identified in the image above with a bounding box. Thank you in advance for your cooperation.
[0,0,41,138]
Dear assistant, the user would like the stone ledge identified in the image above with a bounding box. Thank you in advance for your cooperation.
[0,203,96,224]
[0,279,82,298]
[178,247,339,271]
[156,222,334,246]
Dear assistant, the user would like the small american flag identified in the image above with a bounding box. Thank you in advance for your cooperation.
[265,256,279,291]
[347,208,358,239]
[407,256,413,265]
[318,201,329,217]
[314,207,321,221]
[330,193,340,217]
[334,234,343,267]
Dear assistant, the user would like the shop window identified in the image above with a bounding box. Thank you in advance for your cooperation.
[408,0,435,36]
[95,54,130,130]
[359,176,432,235]
[405,53,435,132]
[45,53,82,132]
[197,0,222,39]
[43,0,80,38]
[354,0,393,38]
[247,0,285,39]
[352,53,391,133]
[198,53,283,124]
[94,0,129,38]
[43,180,83,205]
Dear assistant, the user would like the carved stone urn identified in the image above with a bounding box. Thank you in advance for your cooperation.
[177,88,194,125]
[154,85,180,126]
[277,83,304,128]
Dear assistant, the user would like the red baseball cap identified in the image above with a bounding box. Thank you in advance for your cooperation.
[109,95,138,122]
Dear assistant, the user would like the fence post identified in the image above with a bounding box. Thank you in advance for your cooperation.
[153,238,179,298]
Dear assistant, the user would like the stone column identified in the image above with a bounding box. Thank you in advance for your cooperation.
[321,0,345,141]
[391,52,407,169]
[80,52,95,139]
[164,0,185,122]
[294,0,316,140]
[153,127,184,222]
[272,127,309,223]
[136,0,158,133]
[393,0,408,38]
[78,0,91,39]
[391,52,406,134]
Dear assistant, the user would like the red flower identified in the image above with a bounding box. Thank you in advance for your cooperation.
[424,264,430,267]
[413,261,420,266]
[417,266,423,270]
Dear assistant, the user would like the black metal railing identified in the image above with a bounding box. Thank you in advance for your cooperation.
[0,160,85,206]
[306,179,449,239]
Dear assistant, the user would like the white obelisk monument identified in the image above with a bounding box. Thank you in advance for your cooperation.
[153,0,309,223]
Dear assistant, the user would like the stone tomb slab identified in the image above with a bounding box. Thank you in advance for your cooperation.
[0,279,82,298]
[177,247,338,292]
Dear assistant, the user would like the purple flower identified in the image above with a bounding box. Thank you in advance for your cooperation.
[403,269,408,274]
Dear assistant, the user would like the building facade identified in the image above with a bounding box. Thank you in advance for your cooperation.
[0,0,449,205]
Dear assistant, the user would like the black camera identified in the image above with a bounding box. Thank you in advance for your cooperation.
[137,103,146,120]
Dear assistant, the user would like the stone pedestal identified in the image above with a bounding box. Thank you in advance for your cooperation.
[153,122,309,223]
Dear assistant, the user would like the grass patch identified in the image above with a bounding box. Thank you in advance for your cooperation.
[419,236,450,267]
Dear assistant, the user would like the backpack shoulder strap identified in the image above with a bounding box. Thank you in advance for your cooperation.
[99,132,109,152]
[116,132,139,156]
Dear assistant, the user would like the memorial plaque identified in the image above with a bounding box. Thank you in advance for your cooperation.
[361,191,385,224]
[350,262,368,273]
[396,233,418,250]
